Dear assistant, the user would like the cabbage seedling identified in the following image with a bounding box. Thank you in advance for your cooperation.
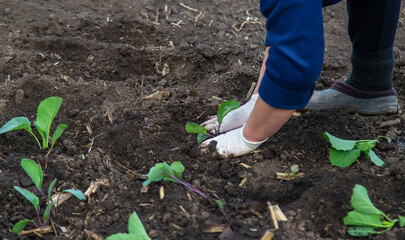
[143,161,226,209]
[12,158,85,235]
[106,211,151,240]
[344,184,405,237]
[186,100,240,143]
[323,132,391,167]
[0,96,68,150]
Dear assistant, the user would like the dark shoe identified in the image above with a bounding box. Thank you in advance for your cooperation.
[303,82,398,115]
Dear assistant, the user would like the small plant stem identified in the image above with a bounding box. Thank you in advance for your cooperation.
[39,189,50,203]
[26,130,42,149]
[36,210,43,227]
[164,173,213,201]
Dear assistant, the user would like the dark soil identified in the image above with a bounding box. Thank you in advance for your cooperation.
[1,0,405,239]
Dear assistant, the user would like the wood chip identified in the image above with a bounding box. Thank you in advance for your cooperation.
[260,230,274,240]
[276,172,304,180]
[245,82,257,101]
[144,88,171,101]
[160,186,164,200]
[239,177,248,187]
[267,202,287,229]
[292,112,301,117]
[202,222,225,233]
[379,119,401,128]
[83,229,103,240]
[19,226,52,236]
[239,163,251,168]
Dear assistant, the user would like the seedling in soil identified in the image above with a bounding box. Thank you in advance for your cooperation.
[323,132,391,167]
[0,96,68,151]
[143,161,226,209]
[186,100,240,143]
[106,211,151,240]
[12,158,85,235]
[344,184,405,237]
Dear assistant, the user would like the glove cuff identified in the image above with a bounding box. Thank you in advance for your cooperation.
[240,124,268,150]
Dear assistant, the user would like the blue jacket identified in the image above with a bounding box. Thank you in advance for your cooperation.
[259,0,341,109]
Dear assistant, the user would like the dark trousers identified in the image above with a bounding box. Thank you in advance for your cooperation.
[345,0,402,91]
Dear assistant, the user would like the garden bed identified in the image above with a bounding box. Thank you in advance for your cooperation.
[1,0,404,239]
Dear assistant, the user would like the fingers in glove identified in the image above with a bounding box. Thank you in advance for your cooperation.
[201,115,219,131]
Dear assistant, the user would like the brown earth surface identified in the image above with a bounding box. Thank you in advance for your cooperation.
[1,0,405,239]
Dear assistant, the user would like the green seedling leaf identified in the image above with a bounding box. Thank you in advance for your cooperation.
[329,148,361,167]
[170,161,185,180]
[347,226,378,237]
[21,158,43,190]
[350,185,382,215]
[35,96,63,148]
[106,212,151,240]
[185,122,207,135]
[0,117,32,134]
[106,233,139,240]
[62,189,86,200]
[48,178,57,200]
[51,123,68,149]
[290,165,299,174]
[356,141,376,152]
[197,133,209,144]
[142,162,184,187]
[217,100,240,124]
[12,219,32,235]
[399,216,405,227]
[43,200,54,221]
[343,210,385,229]
[216,200,226,209]
[365,150,385,167]
[323,132,358,151]
[128,212,151,240]
[14,186,39,210]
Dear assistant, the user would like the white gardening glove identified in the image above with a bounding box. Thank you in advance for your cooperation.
[200,125,267,158]
[201,94,259,134]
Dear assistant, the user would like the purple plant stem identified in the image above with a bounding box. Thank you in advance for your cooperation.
[36,210,42,227]
[163,173,214,201]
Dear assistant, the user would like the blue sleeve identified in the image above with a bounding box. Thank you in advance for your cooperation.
[258,0,324,109]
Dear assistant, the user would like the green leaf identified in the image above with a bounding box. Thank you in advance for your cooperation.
[343,210,385,228]
[170,161,185,180]
[347,226,378,237]
[128,212,151,240]
[366,150,385,167]
[62,189,86,200]
[35,97,63,147]
[0,117,32,134]
[216,200,226,209]
[43,200,54,221]
[51,123,68,149]
[185,122,207,135]
[142,162,178,187]
[399,216,405,227]
[21,158,43,190]
[329,148,361,167]
[323,132,358,151]
[12,219,32,235]
[106,233,139,240]
[351,185,382,215]
[197,133,209,144]
[14,186,39,210]
[48,178,57,200]
[356,141,376,152]
[290,165,299,174]
[217,100,240,124]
